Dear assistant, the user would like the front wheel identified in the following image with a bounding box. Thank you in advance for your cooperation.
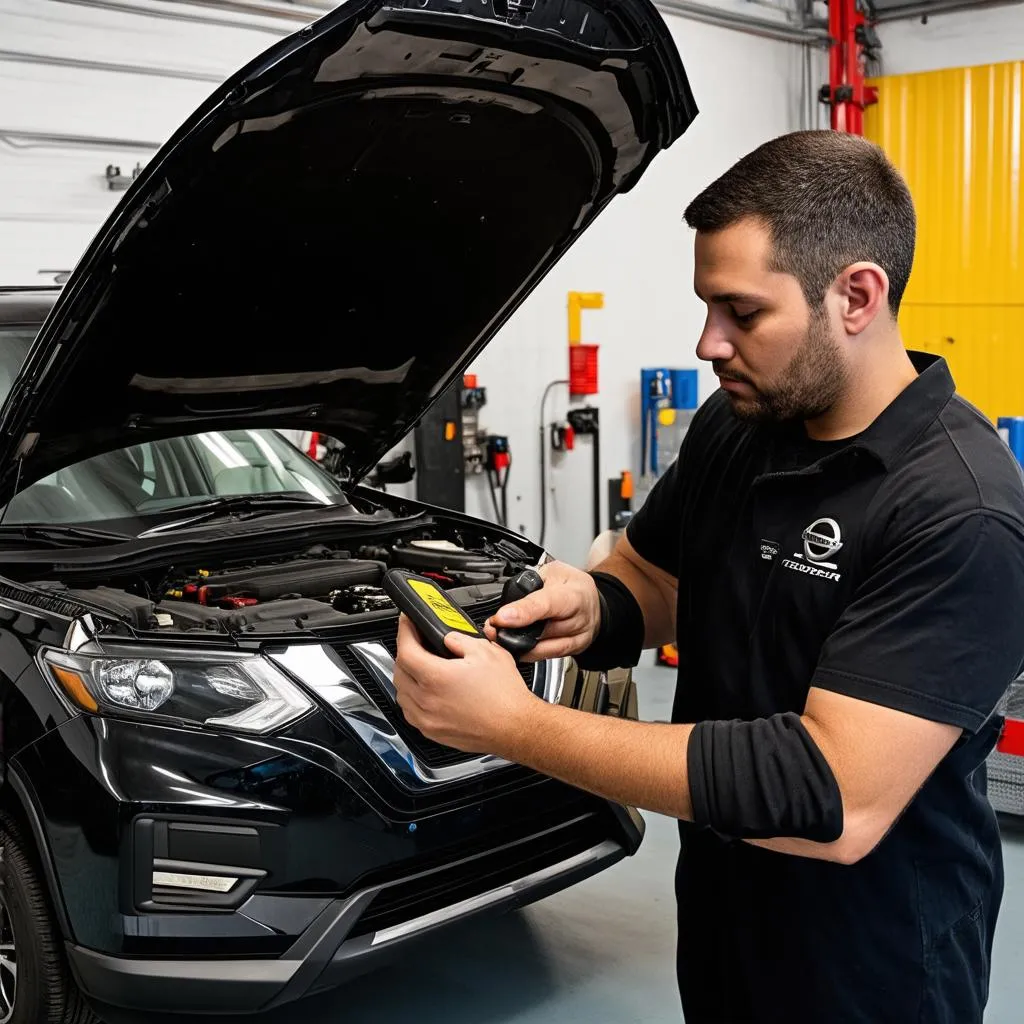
[0,812,97,1023]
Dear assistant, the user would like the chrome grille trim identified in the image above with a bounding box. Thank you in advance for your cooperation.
[268,643,521,788]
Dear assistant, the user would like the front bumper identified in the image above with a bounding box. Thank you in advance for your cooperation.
[12,658,642,1014]
[68,836,623,1014]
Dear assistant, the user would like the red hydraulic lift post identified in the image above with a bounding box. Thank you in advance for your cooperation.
[824,0,879,135]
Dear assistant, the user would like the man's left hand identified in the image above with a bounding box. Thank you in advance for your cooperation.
[393,614,539,755]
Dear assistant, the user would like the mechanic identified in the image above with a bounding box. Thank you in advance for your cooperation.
[393,130,1024,1023]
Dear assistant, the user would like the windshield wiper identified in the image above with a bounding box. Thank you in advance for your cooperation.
[0,524,133,546]
[137,494,336,537]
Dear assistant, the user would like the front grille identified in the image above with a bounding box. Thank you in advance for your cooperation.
[333,598,537,770]
[348,812,608,938]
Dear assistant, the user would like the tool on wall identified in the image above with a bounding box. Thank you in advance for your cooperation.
[820,0,880,136]
[460,374,514,528]
[484,435,512,527]
[606,470,634,532]
[640,368,698,669]
[538,292,606,547]
[566,406,601,541]
[549,419,575,453]
[409,372,515,524]
[106,162,145,191]
[567,291,603,396]
[461,374,488,475]
[640,368,698,487]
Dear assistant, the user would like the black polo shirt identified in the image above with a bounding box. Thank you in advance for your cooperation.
[626,353,1024,1023]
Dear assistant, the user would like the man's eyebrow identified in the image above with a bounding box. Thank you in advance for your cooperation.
[701,291,765,305]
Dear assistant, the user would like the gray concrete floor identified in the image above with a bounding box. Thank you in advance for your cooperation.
[170,666,1024,1023]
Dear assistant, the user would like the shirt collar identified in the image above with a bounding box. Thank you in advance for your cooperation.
[764,351,955,474]
[851,351,955,469]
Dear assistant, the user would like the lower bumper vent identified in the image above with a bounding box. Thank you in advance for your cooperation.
[348,812,608,938]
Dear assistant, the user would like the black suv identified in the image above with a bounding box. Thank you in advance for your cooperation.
[0,0,694,1018]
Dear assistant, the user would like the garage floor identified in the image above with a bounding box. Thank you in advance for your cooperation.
[171,666,1024,1024]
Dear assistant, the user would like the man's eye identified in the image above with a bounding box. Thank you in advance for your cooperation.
[731,308,759,325]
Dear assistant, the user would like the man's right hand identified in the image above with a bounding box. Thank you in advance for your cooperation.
[483,561,601,663]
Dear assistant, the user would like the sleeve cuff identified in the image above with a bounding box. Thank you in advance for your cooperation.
[686,720,712,829]
[813,667,988,732]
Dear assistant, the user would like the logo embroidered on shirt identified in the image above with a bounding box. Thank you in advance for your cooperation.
[760,539,780,561]
[781,517,844,582]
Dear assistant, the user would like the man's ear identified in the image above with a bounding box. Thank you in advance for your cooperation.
[833,262,890,335]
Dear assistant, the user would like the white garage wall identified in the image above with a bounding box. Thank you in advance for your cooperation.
[0,0,810,567]
[0,0,279,283]
[877,3,1024,76]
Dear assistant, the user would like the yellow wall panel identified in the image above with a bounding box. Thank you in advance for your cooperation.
[865,61,1024,420]
[899,304,1024,419]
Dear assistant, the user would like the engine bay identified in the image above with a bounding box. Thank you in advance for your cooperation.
[40,528,539,635]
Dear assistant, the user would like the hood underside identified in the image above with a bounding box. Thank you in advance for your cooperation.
[0,0,695,500]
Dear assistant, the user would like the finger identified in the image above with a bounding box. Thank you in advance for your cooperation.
[393,668,413,712]
[483,617,544,641]
[500,612,587,645]
[533,613,589,639]
[536,560,569,581]
[394,660,430,708]
[443,630,484,658]
[392,659,414,694]
[393,662,426,712]
[397,686,427,727]
[395,614,437,676]
[489,589,559,628]
[520,634,589,662]
[396,612,418,650]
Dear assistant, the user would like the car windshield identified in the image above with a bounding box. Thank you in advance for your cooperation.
[0,325,347,526]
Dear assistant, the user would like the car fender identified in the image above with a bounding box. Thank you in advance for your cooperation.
[2,761,74,941]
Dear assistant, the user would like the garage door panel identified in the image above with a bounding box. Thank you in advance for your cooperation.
[0,0,292,285]
[0,60,213,144]
[0,219,100,285]
[0,136,151,221]
[0,0,276,80]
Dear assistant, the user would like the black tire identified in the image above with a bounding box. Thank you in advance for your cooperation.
[0,811,97,1023]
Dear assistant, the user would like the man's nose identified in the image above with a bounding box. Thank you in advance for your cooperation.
[696,318,735,363]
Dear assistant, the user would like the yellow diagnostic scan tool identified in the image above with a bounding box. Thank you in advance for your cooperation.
[383,569,485,657]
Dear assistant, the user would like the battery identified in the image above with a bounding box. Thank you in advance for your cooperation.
[382,569,485,657]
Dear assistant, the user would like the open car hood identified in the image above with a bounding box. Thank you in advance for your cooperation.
[0,0,695,499]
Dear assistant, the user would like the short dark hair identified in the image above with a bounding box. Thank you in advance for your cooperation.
[683,131,916,316]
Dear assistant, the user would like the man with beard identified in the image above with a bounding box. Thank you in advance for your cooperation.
[393,130,1024,1023]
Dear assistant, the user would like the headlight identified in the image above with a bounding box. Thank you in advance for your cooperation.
[40,646,311,735]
